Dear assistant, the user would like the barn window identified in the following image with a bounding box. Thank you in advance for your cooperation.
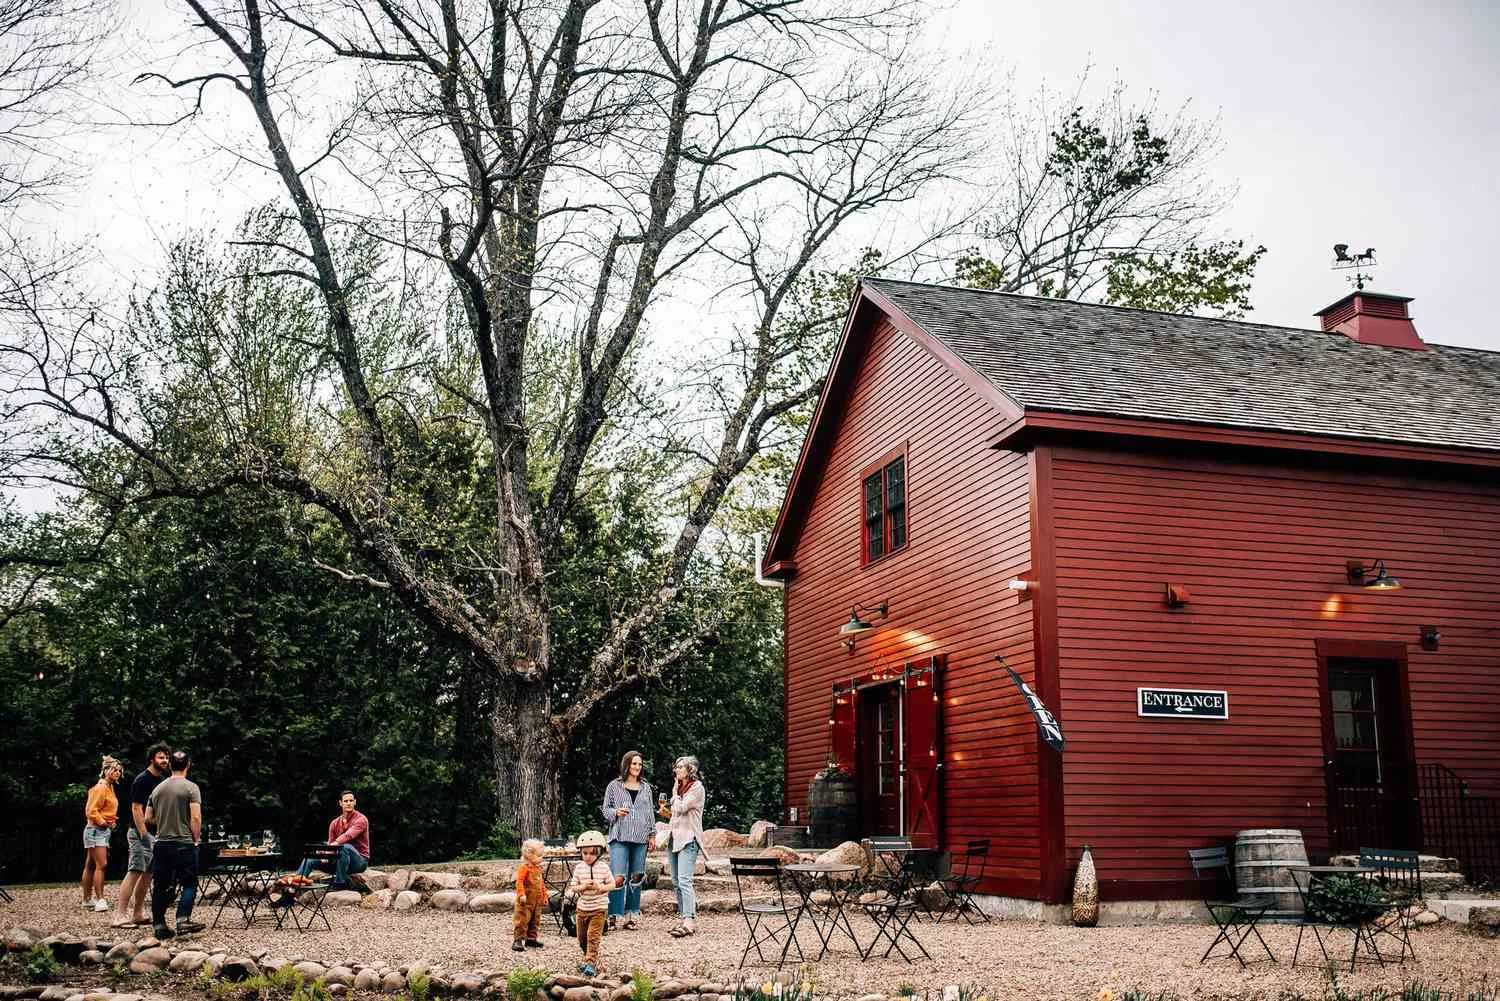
[861,450,907,564]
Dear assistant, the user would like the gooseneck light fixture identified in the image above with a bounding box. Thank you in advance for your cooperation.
[1347,559,1403,591]
[838,600,890,651]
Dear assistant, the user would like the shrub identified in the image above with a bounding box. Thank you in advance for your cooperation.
[459,821,519,861]
[24,945,60,983]
[629,970,654,1001]
[507,965,549,1001]
[1305,875,1388,924]
[409,969,432,1001]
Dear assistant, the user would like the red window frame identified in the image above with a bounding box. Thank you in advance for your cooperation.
[860,444,908,566]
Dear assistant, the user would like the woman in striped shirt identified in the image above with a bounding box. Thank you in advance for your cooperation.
[599,750,656,930]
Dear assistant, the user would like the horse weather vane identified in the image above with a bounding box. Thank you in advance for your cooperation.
[1332,243,1377,290]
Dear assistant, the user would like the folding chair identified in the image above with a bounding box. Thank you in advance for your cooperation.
[1190,847,1275,967]
[859,855,931,963]
[1359,847,1421,962]
[730,857,804,969]
[936,839,991,923]
[861,836,913,895]
[277,844,338,932]
[903,848,946,923]
[0,866,14,903]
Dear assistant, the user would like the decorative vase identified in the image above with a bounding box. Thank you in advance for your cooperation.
[1072,844,1099,927]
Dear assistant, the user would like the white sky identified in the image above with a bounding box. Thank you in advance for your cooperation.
[30,1,1500,351]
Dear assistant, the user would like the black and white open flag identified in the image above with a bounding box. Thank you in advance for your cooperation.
[997,655,1065,754]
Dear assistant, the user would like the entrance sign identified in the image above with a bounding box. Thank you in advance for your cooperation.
[998,656,1065,754]
[1137,687,1229,719]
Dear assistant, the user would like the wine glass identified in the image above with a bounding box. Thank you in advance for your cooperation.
[263,830,277,853]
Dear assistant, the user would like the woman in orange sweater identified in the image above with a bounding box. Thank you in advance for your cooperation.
[81,756,124,912]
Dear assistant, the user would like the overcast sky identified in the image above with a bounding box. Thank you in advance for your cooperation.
[37,1,1500,352]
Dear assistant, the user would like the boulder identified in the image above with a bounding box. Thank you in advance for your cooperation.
[704,857,731,876]
[410,871,462,893]
[430,889,470,912]
[385,869,412,892]
[360,889,395,911]
[5,927,45,952]
[609,987,633,1001]
[220,957,260,982]
[698,829,747,851]
[758,845,801,865]
[746,821,775,849]
[104,941,139,964]
[323,967,355,987]
[295,962,329,981]
[128,946,171,973]
[814,840,868,876]
[36,989,72,1001]
[326,890,363,907]
[79,993,123,1001]
[353,970,383,992]
[78,951,106,965]
[467,892,515,913]
[381,972,407,993]
[449,974,484,995]
[459,874,505,892]
[393,890,421,911]
[41,936,89,964]
[1414,910,1441,926]
[359,870,389,892]
[329,987,347,996]
[263,957,293,975]
[561,990,593,1001]
[550,975,593,989]
[1468,906,1500,937]
[169,950,211,973]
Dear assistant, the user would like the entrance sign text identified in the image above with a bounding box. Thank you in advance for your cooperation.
[1137,687,1228,719]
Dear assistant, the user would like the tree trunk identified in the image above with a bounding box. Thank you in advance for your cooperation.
[490,676,562,838]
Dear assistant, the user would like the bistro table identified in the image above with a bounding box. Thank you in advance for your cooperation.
[202,847,283,929]
[542,851,581,934]
[1288,865,1391,972]
[784,862,863,961]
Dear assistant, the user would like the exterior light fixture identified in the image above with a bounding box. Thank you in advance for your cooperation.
[1164,583,1191,608]
[1347,559,1403,591]
[839,601,890,636]
[1007,578,1031,593]
[1420,625,1440,651]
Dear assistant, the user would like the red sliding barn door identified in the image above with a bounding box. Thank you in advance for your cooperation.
[829,683,857,774]
[903,656,944,847]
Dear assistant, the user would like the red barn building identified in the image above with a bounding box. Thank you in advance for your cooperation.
[761,279,1500,908]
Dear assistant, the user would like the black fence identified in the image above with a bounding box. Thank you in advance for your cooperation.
[1419,763,1500,888]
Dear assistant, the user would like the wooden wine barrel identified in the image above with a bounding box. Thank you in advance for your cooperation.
[808,768,857,848]
[1234,828,1308,919]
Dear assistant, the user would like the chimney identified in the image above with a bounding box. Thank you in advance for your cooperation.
[1315,291,1426,350]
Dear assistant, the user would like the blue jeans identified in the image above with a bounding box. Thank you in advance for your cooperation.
[608,840,647,918]
[669,840,699,920]
[150,841,198,926]
[299,844,368,887]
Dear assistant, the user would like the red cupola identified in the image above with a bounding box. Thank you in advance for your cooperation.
[1315,290,1426,350]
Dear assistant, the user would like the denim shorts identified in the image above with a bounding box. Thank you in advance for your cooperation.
[83,825,112,849]
[127,828,155,871]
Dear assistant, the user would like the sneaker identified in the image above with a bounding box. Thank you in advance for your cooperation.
[92,899,110,912]
[579,964,596,978]
[176,920,206,934]
[154,924,175,940]
[81,900,97,910]
[511,941,525,952]
[524,940,544,949]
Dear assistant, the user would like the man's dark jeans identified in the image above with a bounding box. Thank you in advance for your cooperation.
[151,841,199,926]
[298,843,368,888]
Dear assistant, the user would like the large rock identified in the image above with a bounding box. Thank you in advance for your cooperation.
[128,946,171,973]
[1472,906,1500,938]
[385,869,412,892]
[380,972,407,993]
[698,828,747,851]
[410,871,462,893]
[561,989,594,1001]
[169,950,211,973]
[5,927,45,952]
[360,889,395,911]
[758,845,801,865]
[295,962,329,981]
[430,889,470,911]
[467,892,515,913]
[359,870,389,892]
[41,935,88,964]
[104,941,139,964]
[78,951,106,965]
[746,821,775,849]
[449,974,484,995]
[220,957,260,982]
[459,874,505,892]
[815,840,868,876]
[326,890,363,907]
[353,969,383,992]
[323,966,355,987]
[393,890,421,911]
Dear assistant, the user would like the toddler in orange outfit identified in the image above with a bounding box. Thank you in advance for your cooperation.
[512,839,549,951]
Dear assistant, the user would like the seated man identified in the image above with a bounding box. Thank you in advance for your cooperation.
[298,790,370,890]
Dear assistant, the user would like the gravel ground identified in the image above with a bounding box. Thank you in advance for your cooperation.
[5,883,1498,1000]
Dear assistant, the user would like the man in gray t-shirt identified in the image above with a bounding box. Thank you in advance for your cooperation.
[145,750,204,938]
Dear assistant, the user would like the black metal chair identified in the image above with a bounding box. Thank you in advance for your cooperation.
[860,837,912,897]
[275,843,337,932]
[859,853,931,963]
[1289,867,1387,972]
[1189,846,1275,968]
[936,839,990,923]
[729,856,804,969]
[1359,847,1421,962]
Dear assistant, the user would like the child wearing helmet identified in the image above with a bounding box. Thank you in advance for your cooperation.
[568,830,617,977]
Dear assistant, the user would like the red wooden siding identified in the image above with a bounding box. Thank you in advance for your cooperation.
[782,316,1042,896]
[1046,444,1500,899]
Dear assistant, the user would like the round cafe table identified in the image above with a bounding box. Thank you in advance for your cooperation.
[783,862,863,960]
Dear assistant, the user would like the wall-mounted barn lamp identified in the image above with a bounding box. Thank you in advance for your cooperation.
[1420,625,1440,651]
[839,601,889,650]
[1164,583,1191,609]
[1346,559,1403,591]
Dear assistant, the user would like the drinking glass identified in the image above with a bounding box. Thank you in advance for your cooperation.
[263,830,276,852]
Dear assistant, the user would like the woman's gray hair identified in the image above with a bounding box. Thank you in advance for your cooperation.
[673,755,700,780]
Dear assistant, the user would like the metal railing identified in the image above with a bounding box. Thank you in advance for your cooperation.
[1418,763,1500,888]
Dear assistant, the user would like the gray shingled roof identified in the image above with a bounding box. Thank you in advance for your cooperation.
[865,278,1500,453]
